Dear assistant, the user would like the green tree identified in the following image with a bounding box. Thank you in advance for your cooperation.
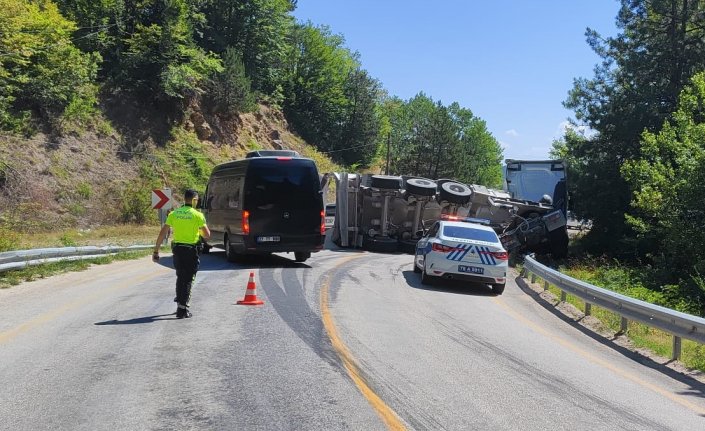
[0,0,100,131]
[382,93,502,185]
[622,72,705,274]
[198,0,296,95]
[565,0,705,253]
[282,24,356,154]
[207,47,256,114]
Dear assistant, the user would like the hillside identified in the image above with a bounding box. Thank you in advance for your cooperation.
[0,102,343,238]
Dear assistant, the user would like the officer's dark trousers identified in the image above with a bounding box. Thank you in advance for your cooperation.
[172,244,200,309]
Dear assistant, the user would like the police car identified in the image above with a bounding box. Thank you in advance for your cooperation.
[414,216,508,294]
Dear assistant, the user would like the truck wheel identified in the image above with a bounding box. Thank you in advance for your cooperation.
[439,181,472,204]
[362,235,398,253]
[294,252,311,262]
[405,178,437,196]
[397,238,418,254]
[548,228,569,259]
[370,175,402,190]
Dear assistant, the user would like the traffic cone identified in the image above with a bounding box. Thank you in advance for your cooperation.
[237,272,264,305]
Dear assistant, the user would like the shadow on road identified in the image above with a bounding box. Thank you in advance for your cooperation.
[514,275,705,400]
[401,269,496,297]
[154,251,312,272]
[94,313,176,325]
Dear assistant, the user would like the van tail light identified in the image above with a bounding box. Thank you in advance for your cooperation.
[242,210,250,235]
[490,251,508,260]
[432,243,455,253]
[320,210,326,235]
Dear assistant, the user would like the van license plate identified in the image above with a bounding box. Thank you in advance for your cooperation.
[458,265,484,274]
[257,236,280,243]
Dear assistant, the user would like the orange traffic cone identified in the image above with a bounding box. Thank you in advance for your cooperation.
[237,272,264,305]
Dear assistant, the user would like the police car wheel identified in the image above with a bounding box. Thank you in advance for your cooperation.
[492,283,506,295]
[421,263,432,285]
[413,260,421,273]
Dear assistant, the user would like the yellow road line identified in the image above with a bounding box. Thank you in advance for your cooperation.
[492,296,705,415]
[320,255,407,431]
[0,269,167,345]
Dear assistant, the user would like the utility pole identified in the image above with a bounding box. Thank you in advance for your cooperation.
[385,133,391,175]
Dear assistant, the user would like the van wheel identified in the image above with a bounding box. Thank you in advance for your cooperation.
[294,252,310,262]
[225,235,239,263]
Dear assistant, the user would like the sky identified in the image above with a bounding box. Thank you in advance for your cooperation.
[292,0,620,161]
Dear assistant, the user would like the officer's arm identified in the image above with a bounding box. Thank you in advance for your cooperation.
[199,224,211,241]
[154,224,171,255]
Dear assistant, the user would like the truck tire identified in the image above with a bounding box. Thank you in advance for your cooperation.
[405,178,437,197]
[362,235,398,253]
[370,175,402,190]
[397,238,418,254]
[439,181,472,204]
[548,228,569,259]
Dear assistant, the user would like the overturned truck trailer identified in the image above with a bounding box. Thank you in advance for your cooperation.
[324,172,569,258]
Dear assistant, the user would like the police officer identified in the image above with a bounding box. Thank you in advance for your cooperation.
[153,189,211,319]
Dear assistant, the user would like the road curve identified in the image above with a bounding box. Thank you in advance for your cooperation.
[1,247,704,430]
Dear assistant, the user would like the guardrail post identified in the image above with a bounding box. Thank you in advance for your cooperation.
[672,336,682,361]
[543,280,549,291]
[585,303,592,316]
[520,268,527,278]
[560,290,567,302]
[531,273,537,284]
[620,317,628,334]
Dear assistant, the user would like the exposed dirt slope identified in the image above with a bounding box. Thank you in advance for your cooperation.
[0,103,340,232]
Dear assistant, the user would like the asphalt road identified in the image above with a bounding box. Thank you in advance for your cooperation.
[1,244,705,430]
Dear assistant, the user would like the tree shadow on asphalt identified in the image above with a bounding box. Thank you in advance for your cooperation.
[401,269,496,297]
[514,275,705,401]
[94,313,176,325]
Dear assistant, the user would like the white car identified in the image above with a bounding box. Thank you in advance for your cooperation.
[324,203,336,229]
[414,216,508,294]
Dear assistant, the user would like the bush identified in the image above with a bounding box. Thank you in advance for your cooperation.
[0,227,20,252]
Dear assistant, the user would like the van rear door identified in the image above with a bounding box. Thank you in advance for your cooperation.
[244,158,323,245]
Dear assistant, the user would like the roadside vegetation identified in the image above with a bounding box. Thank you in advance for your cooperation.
[0,249,153,289]
[551,1,705,318]
[0,0,501,248]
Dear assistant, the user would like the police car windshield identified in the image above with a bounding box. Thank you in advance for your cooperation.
[442,225,499,243]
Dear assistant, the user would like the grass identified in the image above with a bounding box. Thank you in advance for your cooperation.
[12,224,157,250]
[0,249,154,289]
[526,268,705,372]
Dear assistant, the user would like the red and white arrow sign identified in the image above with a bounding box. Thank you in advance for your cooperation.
[151,188,172,210]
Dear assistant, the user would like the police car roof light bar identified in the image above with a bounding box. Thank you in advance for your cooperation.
[440,214,491,225]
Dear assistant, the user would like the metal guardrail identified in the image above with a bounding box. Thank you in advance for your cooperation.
[521,254,705,360]
[0,245,153,273]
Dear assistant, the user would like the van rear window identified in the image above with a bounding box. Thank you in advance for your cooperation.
[246,160,321,209]
[442,226,499,243]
